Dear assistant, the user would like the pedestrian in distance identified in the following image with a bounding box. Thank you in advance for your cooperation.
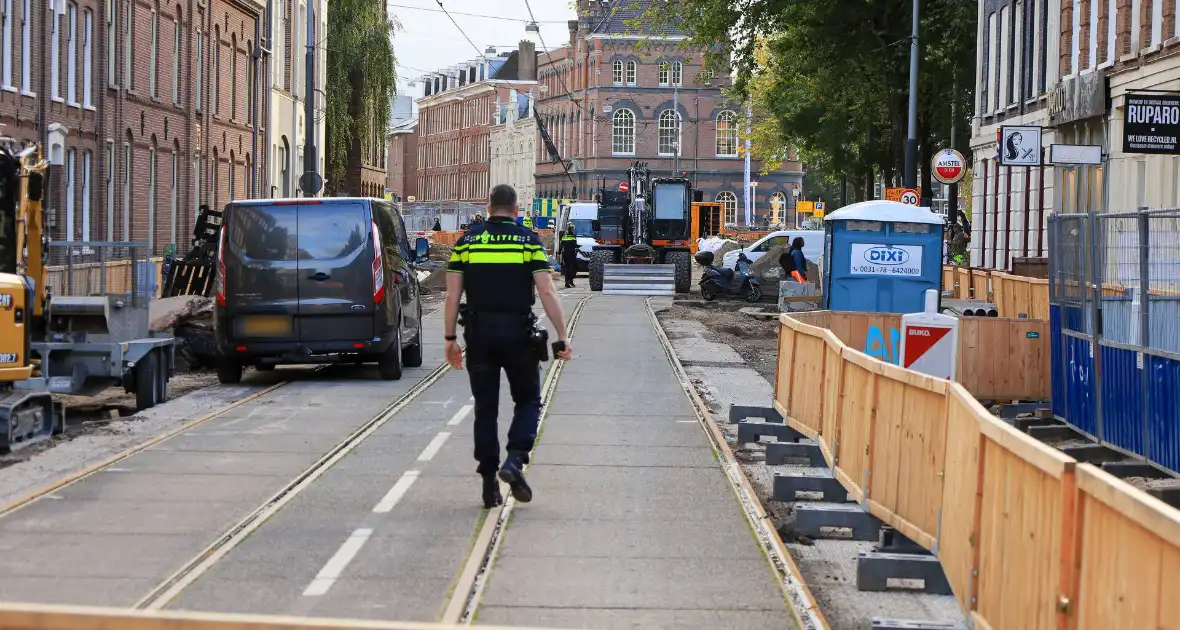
[444,184,574,509]
[559,222,579,288]
[432,217,442,231]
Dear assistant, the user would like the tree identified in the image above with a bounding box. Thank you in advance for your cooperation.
[637,0,975,202]
[325,0,397,192]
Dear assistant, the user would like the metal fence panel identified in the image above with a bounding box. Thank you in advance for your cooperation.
[46,242,152,309]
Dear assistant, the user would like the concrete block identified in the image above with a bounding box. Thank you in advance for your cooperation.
[737,421,803,444]
[773,469,851,502]
[765,440,825,467]
[999,402,1048,419]
[870,619,967,630]
[1146,480,1180,509]
[857,551,952,595]
[793,502,882,541]
[877,526,928,554]
[1026,424,1084,442]
[1014,416,1063,432]
[728,404,783,425]
[1061,443,1123,465]
[1100,460,1173,480]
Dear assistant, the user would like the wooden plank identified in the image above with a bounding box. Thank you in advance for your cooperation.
[865,498,937,550]
[1076,464,1180,550]
[938,386,985,613]
[978,413,1074,480]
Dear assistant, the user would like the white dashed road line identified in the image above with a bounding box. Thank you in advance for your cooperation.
[447,404,473,426]
[373,470,420,514]
[417,432,451,461]
[302,528,373,596]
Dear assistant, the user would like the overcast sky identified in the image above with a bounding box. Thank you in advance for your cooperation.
[389,1,577,96]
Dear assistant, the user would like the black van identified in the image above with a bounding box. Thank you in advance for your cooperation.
[213,197,429,383]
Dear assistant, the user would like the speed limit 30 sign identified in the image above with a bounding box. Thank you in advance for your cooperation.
[899,189,920,205]
[932,148,967,184]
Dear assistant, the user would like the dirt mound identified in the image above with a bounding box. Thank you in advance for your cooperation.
[748,245,787,278]
[714,240,742,265]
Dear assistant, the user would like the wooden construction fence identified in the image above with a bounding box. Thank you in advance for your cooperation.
[941,266,1157,321]
[789,310,1049,401]
[775,314,1180,630]
[0,603,557,630]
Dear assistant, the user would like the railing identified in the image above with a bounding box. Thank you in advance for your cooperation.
[789,310,1049,401]
[775,313,1180,630]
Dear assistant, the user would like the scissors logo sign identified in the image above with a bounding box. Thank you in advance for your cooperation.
[999,126,1043,166]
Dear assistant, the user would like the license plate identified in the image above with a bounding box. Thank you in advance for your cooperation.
[0,353,17,363]
[236,315,293,337]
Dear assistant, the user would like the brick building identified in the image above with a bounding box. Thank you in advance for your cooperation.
[534,0,803,227]
[385,117,417,201]
[414,41,537,203]
[0,0,266,259]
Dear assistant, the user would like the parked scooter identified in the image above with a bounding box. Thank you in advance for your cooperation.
[694,250,762,303]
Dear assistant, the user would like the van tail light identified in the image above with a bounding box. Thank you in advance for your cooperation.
[371,220,385,304]
[216,225,227,307]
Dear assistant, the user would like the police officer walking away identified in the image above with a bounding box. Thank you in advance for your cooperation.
[559,222,579,288]
[444,184,575,509]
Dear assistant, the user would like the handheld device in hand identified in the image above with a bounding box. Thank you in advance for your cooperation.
[552,340,567,357]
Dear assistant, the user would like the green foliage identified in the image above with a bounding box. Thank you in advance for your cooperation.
[325,0,397,188]
[637,0,976,202]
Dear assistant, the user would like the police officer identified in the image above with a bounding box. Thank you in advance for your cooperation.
[521,212,534,230]
[559,222,579,288]
[444,184,574,509]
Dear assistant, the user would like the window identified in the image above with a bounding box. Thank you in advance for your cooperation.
[230,35,237,119]
[716,110,738,156]
[626,60,636,85]
[81,150,91,240]
[50,2,60,100]
[1070,0,1079,73]
[280,136,290,196]
[123,0,132,89]
[986,12,996,110]
[769,192,787,225]
[67,3,77,104]
[1,0,11,88]
[148,140,157,252]
[192,153,201,223]
[658,109,680,156]
[171,11,179,103]
[1087,0,1096,68]
[246,39,253,124]
[672,61,682,86]
[122,141,131,240]
[65,149,75,240]
[105,0,113,86]
[1108,0,1116,65]
[1152,0,1163,48]
[211,150,218,211]
[19,0,27,91]
[659,61,669,85]
[194,27,202,111]
[717,191,737,225]
[82,9,92,105]
[275,0,285,89]
[213,27,220,115]
[612,59,623,84]
[229,151,235,201]
[149,4,158,96]
[105,142,114,239]
[170,144,178,245]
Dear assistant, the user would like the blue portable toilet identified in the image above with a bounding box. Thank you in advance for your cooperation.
[821,200,945,314]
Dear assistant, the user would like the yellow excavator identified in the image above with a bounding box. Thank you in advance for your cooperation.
[0,142,64,453]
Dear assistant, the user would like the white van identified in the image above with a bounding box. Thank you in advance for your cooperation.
[722,230,824,271]
[556,201,600,271]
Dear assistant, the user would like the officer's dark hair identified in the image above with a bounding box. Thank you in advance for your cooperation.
[489,185,517,214]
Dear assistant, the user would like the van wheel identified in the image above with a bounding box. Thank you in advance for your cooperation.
[217,355,243,384]
[402,314,423,368]
[135,351,160,411]
[378,330,404,380]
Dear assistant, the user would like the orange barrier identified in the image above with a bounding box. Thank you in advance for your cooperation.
[775,314,1180,630]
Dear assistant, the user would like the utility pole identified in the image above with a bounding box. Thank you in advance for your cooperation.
[904,0,920,189]
[302,0,318,197]
[672,86,679,176]
[743,99,752,226]
[948,80,959,230]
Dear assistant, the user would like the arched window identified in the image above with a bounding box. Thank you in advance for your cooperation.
[246,39,253,124]
[65,149,76,241]
[658,61,669,86]
[769,192,787,226]
[658,109,680,156]
[715,110,738,156]
[612,59,623,84]
[228,150,236,201]
[672,61,683,86]
[81,150,91,240]
[717,191,737,225]
[230,34,237,119]
[280,136,290,197]
[170,139,180,246]
[611,108,635,155]
[122,131,133,240]
[148,136,157,253]
[211,147,219,211]
[625,60,636,85]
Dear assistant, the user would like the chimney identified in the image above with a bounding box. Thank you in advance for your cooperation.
[568,19,579,47]
[518,40,537,81]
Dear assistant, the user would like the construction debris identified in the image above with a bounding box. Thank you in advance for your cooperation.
[150,295,216,370]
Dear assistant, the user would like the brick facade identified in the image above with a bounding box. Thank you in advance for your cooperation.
[534,1,803,227]
[385,121,417,201]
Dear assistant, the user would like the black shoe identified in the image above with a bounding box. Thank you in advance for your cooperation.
[498,459,533,503]
[482,474,503,509]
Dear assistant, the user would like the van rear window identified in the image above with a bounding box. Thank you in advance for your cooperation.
[226,202,368,261]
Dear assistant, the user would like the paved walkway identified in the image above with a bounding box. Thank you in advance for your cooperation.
[475,296,793,630]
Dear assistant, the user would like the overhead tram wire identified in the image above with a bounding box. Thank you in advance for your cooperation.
[522,0,583,192]
[387,3,567,24]
[433,0,489,61]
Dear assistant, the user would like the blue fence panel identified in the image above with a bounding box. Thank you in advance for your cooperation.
[1050,305,1067,419]
[1063,334,1098,436]
[1098,345,1145,456]
[1147,353,1180,471]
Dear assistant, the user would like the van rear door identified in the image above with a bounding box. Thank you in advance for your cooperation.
[222,202,301,340]
[296,200,376,343]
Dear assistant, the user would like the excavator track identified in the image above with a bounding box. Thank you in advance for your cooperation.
[0,389,62,453]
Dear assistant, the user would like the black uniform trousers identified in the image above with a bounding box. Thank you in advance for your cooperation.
[463,313,542,476]
[562,254,577,286]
